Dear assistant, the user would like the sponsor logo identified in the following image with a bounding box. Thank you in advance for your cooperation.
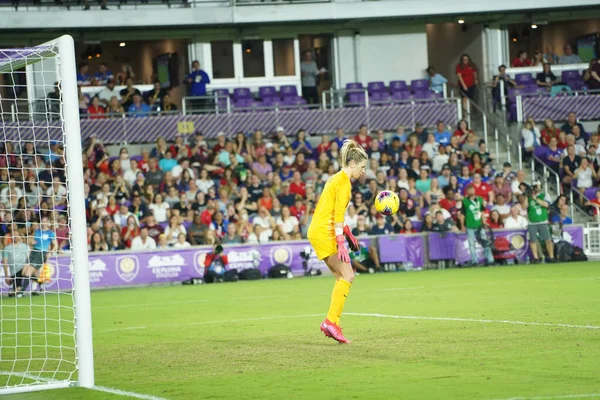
[147,254,185,279]
[228,249,262,271]
[40,262,58,288]
[193,251,210,275]
[88,258,108,284]
[116,256,140,283]
[510,234,526,250]
[270,247,291,267]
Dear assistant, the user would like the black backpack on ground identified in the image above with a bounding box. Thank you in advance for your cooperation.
[571,246,588,262]
[554,240,573,262]
[224,269,239,282]
[239,268,261,280]
[268,263,291,279]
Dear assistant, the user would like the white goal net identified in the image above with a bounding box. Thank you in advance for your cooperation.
[0,36,94,395]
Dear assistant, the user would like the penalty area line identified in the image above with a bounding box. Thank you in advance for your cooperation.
[345,313,600,330]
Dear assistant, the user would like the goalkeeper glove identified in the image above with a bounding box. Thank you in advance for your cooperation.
[343,225,359,252]
[335,234,350,263]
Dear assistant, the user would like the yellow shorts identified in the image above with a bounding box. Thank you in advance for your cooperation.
[309,236,337,261]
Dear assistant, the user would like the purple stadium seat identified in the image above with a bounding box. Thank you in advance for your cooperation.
[566,80,586,91]
[412,221,422,231]
[414,90,441,99]
[348,92,366,106]
[282,96,307,107]
[233,98,254,112]
[258,86,278,100]
[280,85,298,98]
[367,81,387,95]
[370,92,391,103]
[391,91,411,101]
[345,82,364,91]
[214,88,230,97]
[515,73,534,85]
[410,79,429,93]
[584,187,599,200]
[131,155,142,162]
[389,80,408,93]
[233,88,252,101]
[561,70,580,82]
[262,97,284,107]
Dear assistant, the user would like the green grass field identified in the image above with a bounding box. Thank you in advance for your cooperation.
[2,262,600,400]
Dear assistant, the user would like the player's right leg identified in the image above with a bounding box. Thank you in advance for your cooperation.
[320,254,355,344]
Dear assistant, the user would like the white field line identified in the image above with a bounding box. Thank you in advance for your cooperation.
[103,312,600,333]
[0,370,169,400]
[490,394,600,400]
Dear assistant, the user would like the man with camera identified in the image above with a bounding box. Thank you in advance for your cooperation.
[525,181,556,264]
[462,185,495,266]
[203,243,231,283]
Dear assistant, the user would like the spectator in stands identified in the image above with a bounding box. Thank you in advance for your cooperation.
[185,60,211,111]
[541,118,560,146]
[149,193,169,224]
[584,189,600,217]
[543,46,559,65]
[427,66,448,94]
[107,96,125,116]
[433,121,451,146]
[87,96,105,119]
[492,65,521,108]
[559,45,582,65]
[503,205,528,229]
[291,130,312,157]
[130,226,156,250]
[276,205,301,240]
[94,63,113,85]
[522,117,541,160]
[456,54,479,113]
[120,77,141,110]
[462,132,480,158]
[161,94,178,115]
[561,112,586,138]
[551,204,572,225]
[369,214,393,235]
[119,215,139,248]
[300,50,323,105]
[115,63,135,86]
[432,210,458,233]
[545,137,562,174]
[535,63,557,89]
[89,231,108,252]
[128,94,150,118]
[422,133,439,159]
[453,119,472,144]
[532,50,544,67]
[77,62,91,86]
[512,50,532,67]
[330,128,346,149]
[562,144,582,191]
[145,80,166,110]
[487,210,504,229]
[467,173,494,204]
[573,158,597,204]
[527,182,556,264]
[354,125,371,149]
[164,215,186,246]
[97,78,121,107]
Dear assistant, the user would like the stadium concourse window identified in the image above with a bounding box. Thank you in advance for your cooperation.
[273,39,296,76]
[242,40,265,78]
[211,40,235,79]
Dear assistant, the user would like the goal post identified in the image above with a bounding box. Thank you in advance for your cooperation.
[0,35,94,395]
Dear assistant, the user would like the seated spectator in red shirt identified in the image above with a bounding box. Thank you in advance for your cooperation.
[399,219,417,234]
[487,210,504,229]
[289,197,306,220]
[584,189,600,215]
[201,200,217,226]
[439,187,458,214]
[87,97,106,119]
[541,118,561,146]
[170,134,191,158]
[212,132,228,156]
[453,119,473,144]
[289,171,306,197]
[404,134,422,158]
[121,215,140,248]
[466,173,494,204]
[292,153,309,175]
[468,152,484,175]
[105,196,119,216]
[512,51,532,67]
[556,131,569,149]
[353,125,371,149]
[316,134,330,155]
[491,174,511,201]
[259,187,273,211]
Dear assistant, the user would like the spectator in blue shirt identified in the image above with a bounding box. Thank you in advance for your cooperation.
[77,62,91,86]
[186,60,211,96]
[330,128,347,149]
[434,121,452,145]
[291,130,313,156]
[128,94,151,117]
[369,214,393,235]
[158,151,177,172]
[46,140,61,164]
[427,66,448,94]
[94,63,114,85]
[551,204,573,224]
[29,217,58,286]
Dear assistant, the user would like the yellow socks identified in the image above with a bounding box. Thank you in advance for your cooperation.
[326,279,352,325]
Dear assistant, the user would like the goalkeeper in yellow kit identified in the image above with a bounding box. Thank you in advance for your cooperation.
[308,140,367,344]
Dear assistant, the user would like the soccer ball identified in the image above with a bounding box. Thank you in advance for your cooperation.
[374,190,400,216]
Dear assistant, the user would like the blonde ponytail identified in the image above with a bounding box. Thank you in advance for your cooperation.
[340,139,368,168]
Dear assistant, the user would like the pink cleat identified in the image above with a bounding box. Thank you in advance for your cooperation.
[320,318,351,344]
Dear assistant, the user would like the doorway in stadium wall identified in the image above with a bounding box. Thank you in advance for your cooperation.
[298,34,333,105]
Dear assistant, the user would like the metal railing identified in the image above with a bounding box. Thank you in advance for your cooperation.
[2,0,227,10]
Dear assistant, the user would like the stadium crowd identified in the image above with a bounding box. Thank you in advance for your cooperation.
[3,110,598,270]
